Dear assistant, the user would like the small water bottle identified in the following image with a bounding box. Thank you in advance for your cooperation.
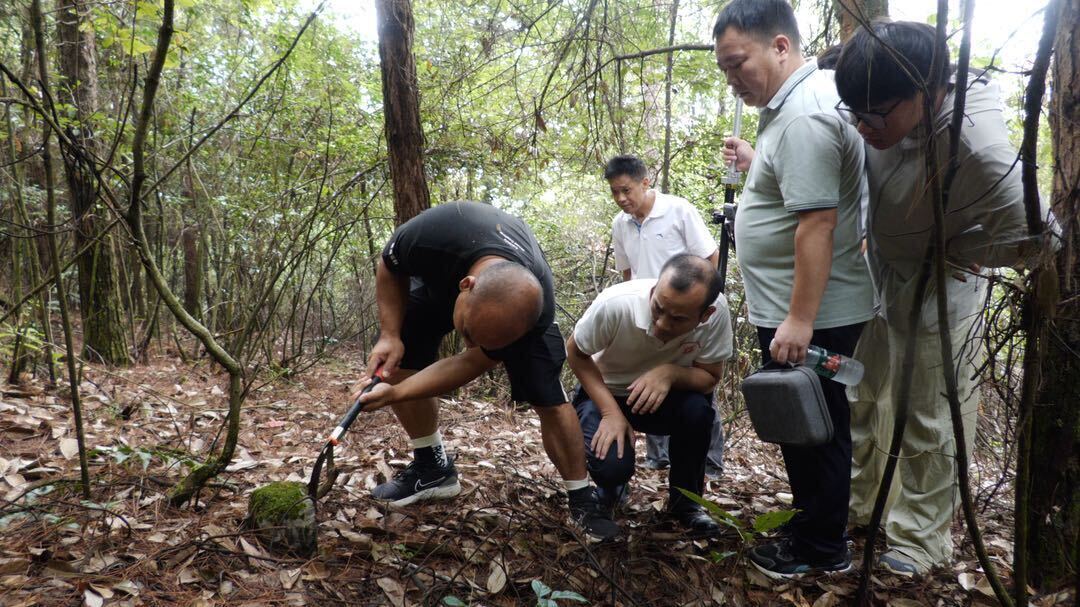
[803,345,864,386]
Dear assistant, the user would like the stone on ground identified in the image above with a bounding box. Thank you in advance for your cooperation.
[247,481,317,556]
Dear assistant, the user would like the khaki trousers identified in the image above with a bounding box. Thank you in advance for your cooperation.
[848,314,981,569]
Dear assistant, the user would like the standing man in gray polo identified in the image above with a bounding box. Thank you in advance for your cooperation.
[713,0,874,579]
[605,155,726,480]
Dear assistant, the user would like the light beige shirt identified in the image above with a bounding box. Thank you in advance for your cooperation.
[573,279,733,396]
[734,60,874,329]
[865,75,1041,332]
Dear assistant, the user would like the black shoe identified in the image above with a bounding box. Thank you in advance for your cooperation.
[669,504,724,538]
[567,487,620,542]
[748,538,853,580]
[596,484,629,515]
[371,455,461,507]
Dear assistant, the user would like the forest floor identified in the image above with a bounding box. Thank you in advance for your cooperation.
[0,349,1074,607]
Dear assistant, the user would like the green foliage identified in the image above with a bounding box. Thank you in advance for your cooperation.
[752,508,798,534]
[677,488,797,543]
[91,444,196,470]
[708,549,738,563]
[0,323,47,358]
[531,579,589,607]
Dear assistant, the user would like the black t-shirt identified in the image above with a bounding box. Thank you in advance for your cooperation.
[381,201,557,360]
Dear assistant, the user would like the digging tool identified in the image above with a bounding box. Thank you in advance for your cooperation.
[307,369,384,502]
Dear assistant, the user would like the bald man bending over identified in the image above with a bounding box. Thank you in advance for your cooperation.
[353,201,619,542]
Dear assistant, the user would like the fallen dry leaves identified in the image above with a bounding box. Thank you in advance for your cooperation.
[0,351,1073,606]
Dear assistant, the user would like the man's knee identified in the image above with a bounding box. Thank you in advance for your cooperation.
[676,392,715,428]
[588,445,635,488]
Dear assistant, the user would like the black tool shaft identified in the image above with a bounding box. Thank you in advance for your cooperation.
[335,375,381,438]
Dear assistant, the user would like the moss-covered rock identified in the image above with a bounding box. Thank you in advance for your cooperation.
[247,481,316,556]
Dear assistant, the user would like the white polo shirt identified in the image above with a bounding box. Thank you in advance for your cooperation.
[573,279,733,396]
[612,192,718,279]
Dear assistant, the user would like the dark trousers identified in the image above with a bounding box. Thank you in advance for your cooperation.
[573,386,715,506]
[645,411,725,470]
[756,322,864,560]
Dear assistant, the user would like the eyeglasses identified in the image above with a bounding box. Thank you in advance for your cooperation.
[834,99,903,129]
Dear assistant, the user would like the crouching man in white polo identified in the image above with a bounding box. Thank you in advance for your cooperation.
[566,254,733,537]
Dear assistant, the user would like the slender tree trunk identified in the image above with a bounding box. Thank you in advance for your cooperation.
[181,223,204,321]
[130,249,146,319]
[1027,0,1080,591]
[355,178,377,278]
[56,0,128,365]
[659,0,679,194]
[120,0,241,506]
[30,0,91,499]
[3,76,30,382]
[375,0,430,225]
[835,0,888,41]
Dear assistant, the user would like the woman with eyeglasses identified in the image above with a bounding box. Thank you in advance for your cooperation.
[833,20,1053,577]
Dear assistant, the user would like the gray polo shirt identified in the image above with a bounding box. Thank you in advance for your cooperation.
[733,60,874,329]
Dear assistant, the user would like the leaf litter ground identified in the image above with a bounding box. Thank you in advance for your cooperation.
[0,350,1074,606]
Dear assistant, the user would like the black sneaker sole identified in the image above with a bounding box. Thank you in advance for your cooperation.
[750,559,854,581]
[567,516,621,544]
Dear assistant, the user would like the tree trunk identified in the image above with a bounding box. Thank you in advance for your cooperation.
[30,0,91,498]
[3,75,30,382]
[375,0,430,226]
[659,0,679,194]
[181,223,203,321]
[1028,0,1080,591]
[56,0,128,365]
[835,0,888,41]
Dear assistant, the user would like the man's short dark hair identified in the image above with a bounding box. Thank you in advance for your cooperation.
[659,254,723,315]
[604,155,648,181]
[712,0,801,51]
[474,260,543,326]
[834,20,950,110]
[817,44,842,70]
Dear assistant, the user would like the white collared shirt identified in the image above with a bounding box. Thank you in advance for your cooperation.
[612,192,718,279]
[573,279,733,396]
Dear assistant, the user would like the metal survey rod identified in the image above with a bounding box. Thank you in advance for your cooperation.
[723,98,744,190]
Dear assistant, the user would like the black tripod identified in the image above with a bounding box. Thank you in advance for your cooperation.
[714,98,743,294]
[712,187,738,294]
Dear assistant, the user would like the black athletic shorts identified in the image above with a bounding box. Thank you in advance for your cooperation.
[398,279,569,407]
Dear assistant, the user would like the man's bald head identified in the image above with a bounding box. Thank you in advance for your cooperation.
[458,261,543,349]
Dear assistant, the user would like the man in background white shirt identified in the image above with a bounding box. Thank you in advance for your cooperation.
[606,155,726,478]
